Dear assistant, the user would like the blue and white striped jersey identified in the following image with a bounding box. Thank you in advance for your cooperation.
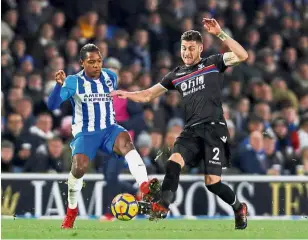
[47,68,117,137]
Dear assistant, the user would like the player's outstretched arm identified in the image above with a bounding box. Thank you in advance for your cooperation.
[110,83,167,103]
[203,18,248,66]
[47,70,76,110]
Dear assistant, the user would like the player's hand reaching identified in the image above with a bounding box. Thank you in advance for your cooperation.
[202,18,222,36]
[110,90,129,99]
[55,70,66,86]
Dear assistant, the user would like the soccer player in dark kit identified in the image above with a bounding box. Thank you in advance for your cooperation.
[111,18,249,229]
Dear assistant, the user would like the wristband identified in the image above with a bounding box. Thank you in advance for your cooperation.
[217,31,230,41]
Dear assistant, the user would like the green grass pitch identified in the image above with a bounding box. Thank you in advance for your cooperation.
[2,219,308,239]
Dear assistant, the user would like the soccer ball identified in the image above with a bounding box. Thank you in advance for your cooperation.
[111,193,139,221]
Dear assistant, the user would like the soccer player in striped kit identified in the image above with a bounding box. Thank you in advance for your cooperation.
[47,44,160,228]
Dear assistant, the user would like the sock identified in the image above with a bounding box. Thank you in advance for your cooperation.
[206,181,241,211]
[160,161,182,208]
[67,172,83,209]
[125,150,148,186]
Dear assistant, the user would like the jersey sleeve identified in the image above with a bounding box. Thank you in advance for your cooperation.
[159,71,176,91]
[103,68,118,90]
[60,75,77,100]
[206,54,228,73]
[47,75,77,110]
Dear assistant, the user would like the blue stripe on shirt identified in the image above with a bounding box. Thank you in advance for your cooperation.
[90,81,101,131]
[77,77,89,131]
[70,98,76,125]
[100,74,111,127]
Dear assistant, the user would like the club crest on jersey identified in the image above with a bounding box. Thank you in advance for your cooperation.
[105,78,113,89]
[181,82,188,91]
[198,63,205,70]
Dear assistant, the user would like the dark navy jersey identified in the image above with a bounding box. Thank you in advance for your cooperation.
[160,54,228,127]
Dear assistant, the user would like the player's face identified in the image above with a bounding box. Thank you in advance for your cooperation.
[81,51,103,78]
[181,40,203,66]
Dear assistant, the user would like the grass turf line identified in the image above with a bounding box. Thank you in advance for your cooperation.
[2,219,308,239]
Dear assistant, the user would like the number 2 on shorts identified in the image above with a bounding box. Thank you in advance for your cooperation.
[213,147,220,160]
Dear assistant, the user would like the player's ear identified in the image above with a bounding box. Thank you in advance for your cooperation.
[199,44,203,54]
[80,59,84,68]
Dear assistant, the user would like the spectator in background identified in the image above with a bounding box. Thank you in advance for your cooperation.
[160,91,184,130]
[146,12,169,59]
[268,33,283,62]
[280,47,298,73]
[15,97,35,130]
[12,72,27,90]
[136,132,156,174]
[298,115,308,150]
[224,79,242,108]
[297,36,307,59]
[2,9,19,41]
[299,92,308,116]
[78,11,98,39]
[300,147,308,175]
[51,11,66,45]
[129,29,151,72]
[29,112,54,151]
[95,40,108,59]
[155,129,180,173]
[2,113,34,173]
[6,88,24,114]
[19,55,34,76]
[238,49,262,84]
[91,21,108,42]
[233,97,250,132]
[19,0,45,37]
[109,29,131,66]
[1,140,15,172]
[64,39,79,63]
[254,102,272,130]
[31,23,55,65]
[272,117,297,174]
[25,72,43,105]
[291,60,308,95]
[25,137,64,172]
[272,77,299,110]
[11,38,27,66]
[236,131,268,174]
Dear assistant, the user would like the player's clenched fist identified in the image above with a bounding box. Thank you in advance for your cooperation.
[55,70,66,86]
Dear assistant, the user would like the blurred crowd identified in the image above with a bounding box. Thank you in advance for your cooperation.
[1,0,308,175]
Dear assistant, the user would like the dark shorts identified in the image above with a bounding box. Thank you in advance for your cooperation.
[173,121,231,176]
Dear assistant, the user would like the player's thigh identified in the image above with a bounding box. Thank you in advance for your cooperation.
[70,133,102,161]
[172,130,202,168]
[203,127,229,177]
[100,124,128,155]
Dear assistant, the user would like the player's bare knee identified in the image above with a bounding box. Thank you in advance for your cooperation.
[114,132,134,156]
[169,153,185,168]
[204,175,221,185]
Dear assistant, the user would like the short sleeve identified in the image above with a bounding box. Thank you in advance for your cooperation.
[103,68,118,90]
[159,71,175,91]
[206,54,228,73]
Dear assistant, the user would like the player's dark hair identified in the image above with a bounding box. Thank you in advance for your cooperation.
[79,43,100,61]
[181,30,203,43]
